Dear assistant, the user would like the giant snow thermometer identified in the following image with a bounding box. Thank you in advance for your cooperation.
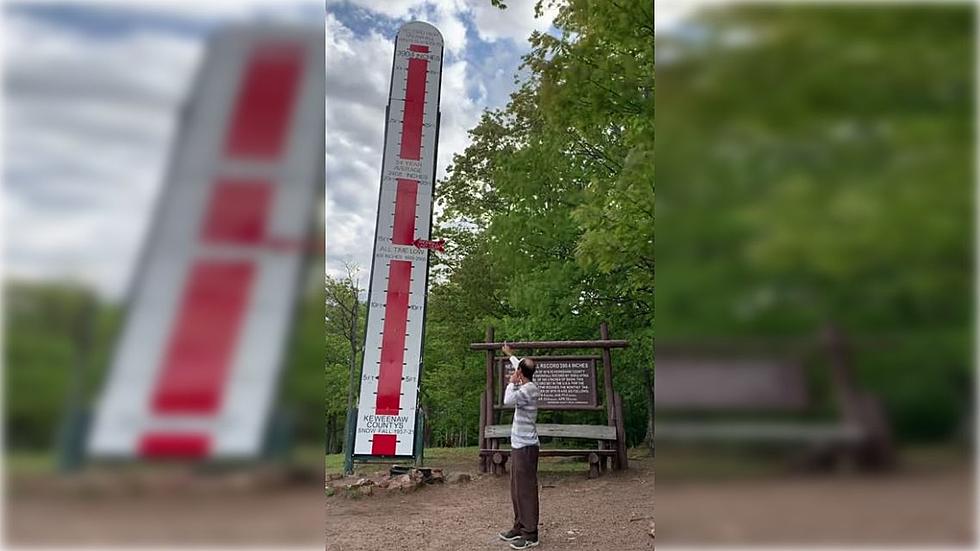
[350,21,443,461]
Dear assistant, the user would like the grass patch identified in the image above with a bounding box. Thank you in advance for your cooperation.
[325,447,482,475]
[653,446,782,480]
[653,443,971,480]
[325,452,345,473]
[5,450,56,476]
[326,446,654,476]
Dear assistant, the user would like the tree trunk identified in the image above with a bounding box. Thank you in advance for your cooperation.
[643,350,655,455]
[422,402,432,447]
[334,417,343,454]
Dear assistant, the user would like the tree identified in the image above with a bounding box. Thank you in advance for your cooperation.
[325,264,364,454]
[426,0,655,447]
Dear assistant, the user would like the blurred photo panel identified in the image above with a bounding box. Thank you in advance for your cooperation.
[4,1,325,547]
[657,1,974,546]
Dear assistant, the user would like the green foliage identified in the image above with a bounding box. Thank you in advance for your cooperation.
[280,275,329,446]
[658,5,972,440]
[4,282,108,450]
[323,270,367,452]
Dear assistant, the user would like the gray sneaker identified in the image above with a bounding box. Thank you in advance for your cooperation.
[498,529,521,542]
[509,537,540,549]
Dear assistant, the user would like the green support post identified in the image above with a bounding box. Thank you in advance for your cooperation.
[343,406,356,475]
[414,406,425,467]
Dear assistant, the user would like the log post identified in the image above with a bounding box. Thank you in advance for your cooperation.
[614,391,629,470]
[822,323,862,422]
[484,326,496,473]
[588,452,601,479]
[599,322,616,429]
[478,389,487,473]
[823,323,895,469]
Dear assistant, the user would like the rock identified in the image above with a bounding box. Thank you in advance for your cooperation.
[376,475,391,489]
[389,465,412,477]
[447,472,471,484]
[427,469,445,484]
[325,485,336,497]
[386,474,404,488]
[387,474,419,493]
[358,484,374,497]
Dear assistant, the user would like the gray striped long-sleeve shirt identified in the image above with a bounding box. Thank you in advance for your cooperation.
[504,355,539,449]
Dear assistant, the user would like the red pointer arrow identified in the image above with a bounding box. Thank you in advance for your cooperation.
[413,238,446,252]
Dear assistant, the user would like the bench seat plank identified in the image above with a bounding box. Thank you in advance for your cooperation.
[484,423,617,440]
[479,449,616,457]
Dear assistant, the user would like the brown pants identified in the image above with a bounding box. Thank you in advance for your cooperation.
[510,445,539,539]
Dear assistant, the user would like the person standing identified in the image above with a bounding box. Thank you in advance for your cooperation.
[497,343,540,549]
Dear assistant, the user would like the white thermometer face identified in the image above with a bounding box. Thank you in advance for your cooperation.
[353,21,443,459]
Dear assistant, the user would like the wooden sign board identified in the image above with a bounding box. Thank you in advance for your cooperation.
[498,357,598,409]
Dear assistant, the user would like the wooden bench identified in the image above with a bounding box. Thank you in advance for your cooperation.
[480,423,619,478]
[656,332,894,470]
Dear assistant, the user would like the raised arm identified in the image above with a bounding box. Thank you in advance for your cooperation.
[502,343,521,370]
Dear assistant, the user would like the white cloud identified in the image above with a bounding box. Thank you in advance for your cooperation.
[325,12,394,279]
[656,0,729,32]
[435,58,481,174]
[3,12,203,299]
[325,0,423,20]
[325,0,560,54]
[9,0,322,24]
[470,0,557,44]
[427,3,468,56]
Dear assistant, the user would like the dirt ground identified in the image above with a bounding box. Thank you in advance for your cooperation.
[7,488,324,547]
[5,449,974,549]
[325,454,657,551]
[657,466,974,545]
[325,448,973,550]
[5,466,325,547]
